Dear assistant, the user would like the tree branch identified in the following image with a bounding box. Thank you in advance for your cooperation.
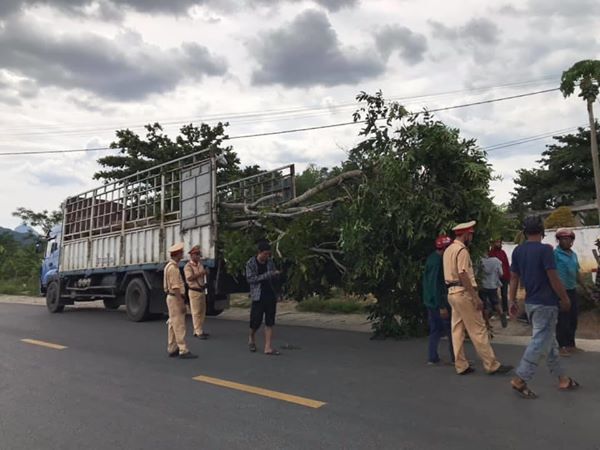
[281,170,363,208]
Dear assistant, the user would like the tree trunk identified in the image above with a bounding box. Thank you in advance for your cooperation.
[587,99,600,224]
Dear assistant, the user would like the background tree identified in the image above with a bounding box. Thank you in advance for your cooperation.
[340,92,497,338]
[544,206,577,229]
[560,59,600,222]
[12,207,62,238]
[509,125,599,216]
[94,122,259,184]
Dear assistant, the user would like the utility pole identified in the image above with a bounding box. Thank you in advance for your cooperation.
[587,99,600,224]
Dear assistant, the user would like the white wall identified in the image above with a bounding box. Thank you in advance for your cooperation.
[503,226,600,274]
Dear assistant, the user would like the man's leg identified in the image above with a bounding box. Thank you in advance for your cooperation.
[543,306,567,379]
[500,280,509,316]
[455,291,502,373]
[427,308,443,363]
[167,297,189,354]
[249,300,263,348]
[448,294,469,373]
[189,291,202,336]
[263,298,277,354]
[443,310,455,362]
[515,305,563,383]
[556,303,570,352]
[567,290,579,349]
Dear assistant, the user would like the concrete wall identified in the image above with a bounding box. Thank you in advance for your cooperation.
[503,226,600,273]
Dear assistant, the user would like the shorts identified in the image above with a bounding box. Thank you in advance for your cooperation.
[250,298,277,330]
[479,288,499,311]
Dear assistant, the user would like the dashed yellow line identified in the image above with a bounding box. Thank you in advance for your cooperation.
[21,339,67,350]
[193,375,326,409]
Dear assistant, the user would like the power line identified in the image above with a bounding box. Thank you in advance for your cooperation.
[0,87,562,157]
[0,76,559,138]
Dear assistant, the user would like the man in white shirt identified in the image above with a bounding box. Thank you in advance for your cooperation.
[479,255,508,328]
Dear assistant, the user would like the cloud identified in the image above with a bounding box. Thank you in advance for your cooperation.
[0,18,228,101]
[374,25,427,64]
[249,9,385,88]
[430,17,500,46]
[308,0,359,12]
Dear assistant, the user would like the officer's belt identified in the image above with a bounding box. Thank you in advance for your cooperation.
[445,281,462,288]
[188,286,206,293]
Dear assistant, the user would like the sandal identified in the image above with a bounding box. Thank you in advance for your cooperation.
[559,378,580,391]
[248,342,257,353]
[512,381,537,399]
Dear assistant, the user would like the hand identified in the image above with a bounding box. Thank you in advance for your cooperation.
[272,270,281,277]
[559,297,571,312]
[439,308,449,320]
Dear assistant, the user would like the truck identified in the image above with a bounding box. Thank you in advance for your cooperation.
[40,149,296,321]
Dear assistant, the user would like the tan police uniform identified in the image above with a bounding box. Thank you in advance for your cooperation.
[164,242,189,355]
[184,245,207,337]
[443,221,501,374]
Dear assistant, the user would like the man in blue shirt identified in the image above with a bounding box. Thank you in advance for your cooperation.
[554,228,587,356]
[508,216,579,399]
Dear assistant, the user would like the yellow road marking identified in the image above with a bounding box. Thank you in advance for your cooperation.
[193,375,326,409]
[21,339,67,350]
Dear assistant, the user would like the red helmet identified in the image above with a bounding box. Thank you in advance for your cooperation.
[555,228,575,240]
[435,235,453,250]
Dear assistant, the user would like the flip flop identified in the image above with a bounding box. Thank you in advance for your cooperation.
[248,343,257,353]
[264,350,281,356]
[512,382,537,399]
[559,378,580,391]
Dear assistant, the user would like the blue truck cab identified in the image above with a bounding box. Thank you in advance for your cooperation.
[40,224,61,294]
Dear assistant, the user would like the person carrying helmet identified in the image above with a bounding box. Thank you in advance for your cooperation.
[422,235,454,365]
[554,228,588,356]
[509,216,579,399]
[443,221,513,376]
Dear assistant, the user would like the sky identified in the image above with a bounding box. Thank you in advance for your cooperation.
[0,0,598,229]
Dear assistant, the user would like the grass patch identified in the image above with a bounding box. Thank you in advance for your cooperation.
[0,277,39,296]
[296,297,368,314]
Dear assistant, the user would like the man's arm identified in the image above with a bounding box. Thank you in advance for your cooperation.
[508,272,520,317]
[245,260,277,284]
[547,269,571,312]
[458,271,483,310]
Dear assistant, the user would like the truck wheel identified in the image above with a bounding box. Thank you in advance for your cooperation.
[46,281,64,313]
[103,298,121,310]
[125,278,150,322]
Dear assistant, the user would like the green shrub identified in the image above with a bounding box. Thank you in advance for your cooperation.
[296,297,367,314]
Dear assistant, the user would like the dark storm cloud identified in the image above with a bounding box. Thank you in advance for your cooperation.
[374,25,427,64]
[430,18,500,46]
[250,9,385,88]
[0,19,228,101]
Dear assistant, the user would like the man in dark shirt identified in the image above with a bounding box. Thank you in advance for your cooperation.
[246,241,281,355]
[509,216,579,399]
[422,235,454,365]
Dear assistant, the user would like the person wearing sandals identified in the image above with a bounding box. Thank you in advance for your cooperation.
[422,235,455,365]
[478,254,508,329]
[246,240,281,355]
[443,221,513,376]
[554,228,589,356]
[509,216,580,399]
[184,245,210,340]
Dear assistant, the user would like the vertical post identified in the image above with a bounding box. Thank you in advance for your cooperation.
[119,182,127,266]
[159,173,166,260]
[587,99,600,224]
[88,193,96,268]
[289,164,296,199]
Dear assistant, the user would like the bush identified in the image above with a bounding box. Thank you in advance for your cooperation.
[544,206,576,229]
[0,277,39,296]
[296,296,368,314]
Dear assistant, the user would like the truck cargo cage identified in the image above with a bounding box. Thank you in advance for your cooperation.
[217,164,296,206]
[62,151,214,243]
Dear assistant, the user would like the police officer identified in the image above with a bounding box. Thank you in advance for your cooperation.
[164,242,197,359]
[184,245,209,339]
[443,221,512,375]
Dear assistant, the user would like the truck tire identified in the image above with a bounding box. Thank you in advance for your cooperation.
[103,298,121,310]
[125,278,150,322]
[46,281,64,313]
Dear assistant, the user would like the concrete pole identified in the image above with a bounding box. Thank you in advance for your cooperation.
[587,99,600,224]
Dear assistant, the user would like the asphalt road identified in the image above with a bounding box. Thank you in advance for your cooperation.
[1,303,599,450]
